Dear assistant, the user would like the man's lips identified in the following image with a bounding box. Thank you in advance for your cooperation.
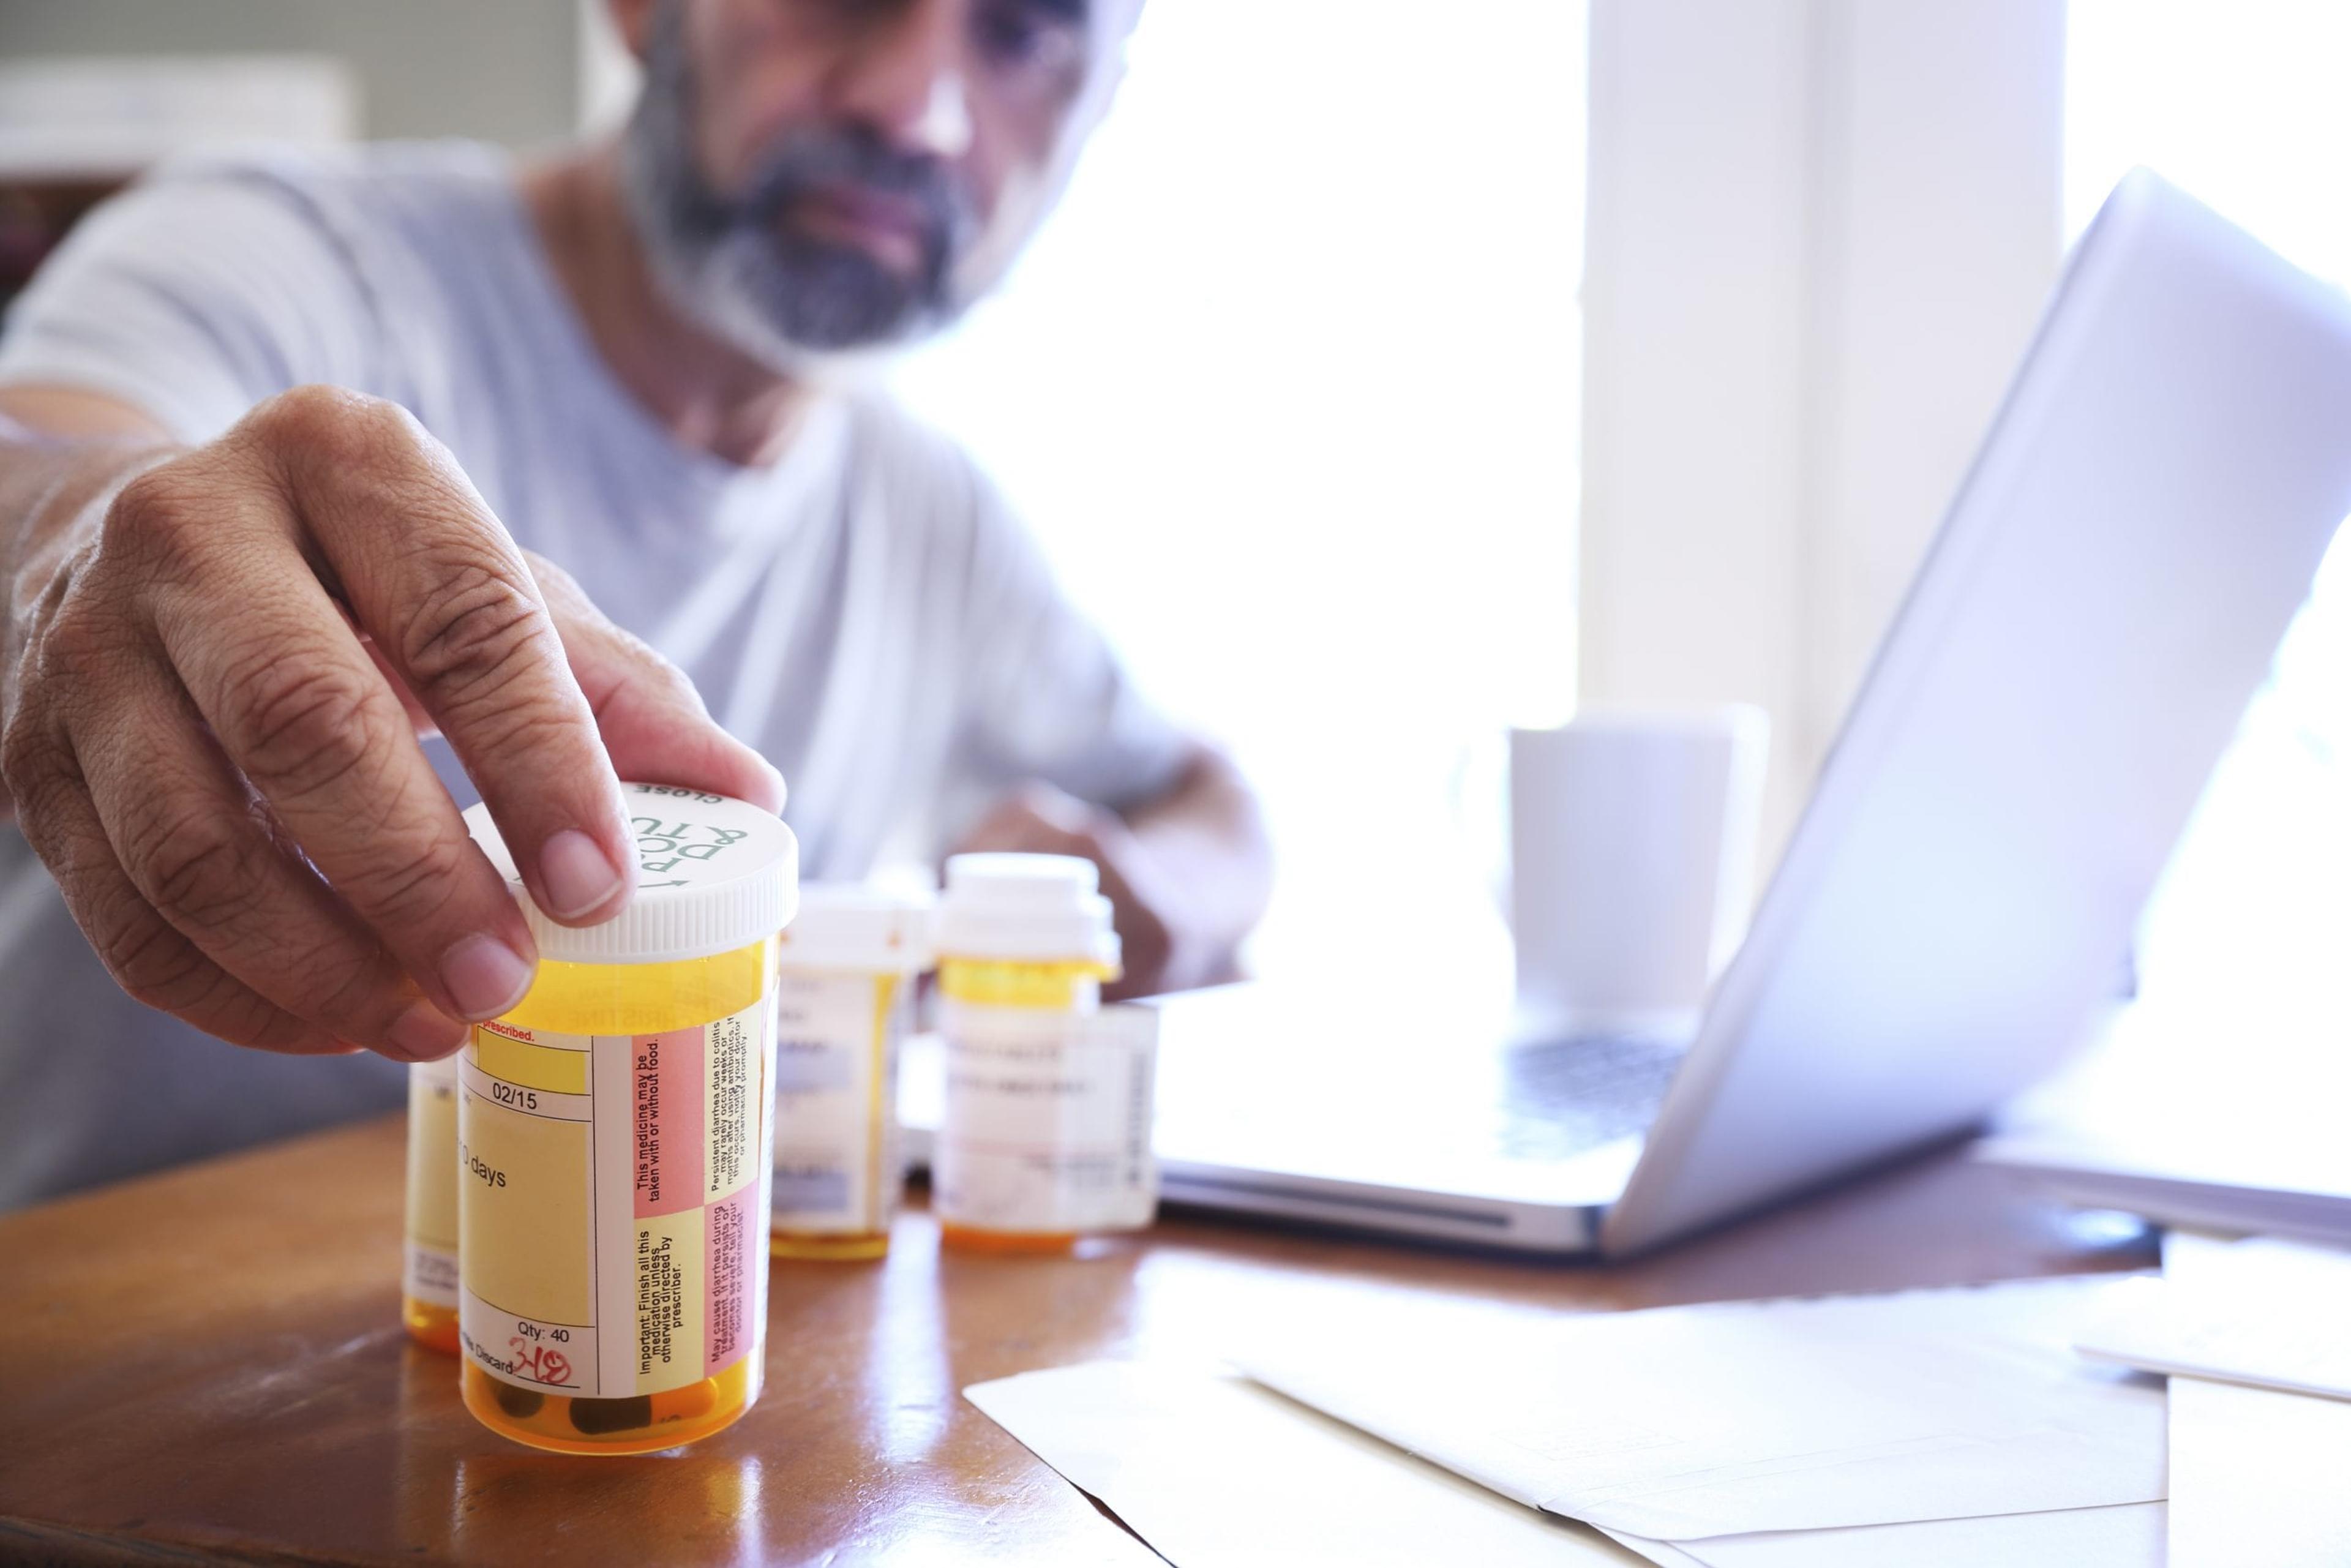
[781,183,932,274]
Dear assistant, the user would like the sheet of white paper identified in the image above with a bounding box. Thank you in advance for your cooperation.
[2156,1232,2351,1566]
[1239,1275,2165,1540]
[2079,1235,2351,1401]
[2169,1375,2351,1567]
[966,1360,1649,1568]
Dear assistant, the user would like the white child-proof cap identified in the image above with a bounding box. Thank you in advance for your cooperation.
[778,882,934,972]
[463,782,798,965]
[934,852,1120,967]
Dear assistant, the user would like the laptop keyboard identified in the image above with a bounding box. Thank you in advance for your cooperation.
[1491,1033,1687,1163]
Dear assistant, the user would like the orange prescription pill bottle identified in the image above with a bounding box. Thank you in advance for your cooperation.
[400,1051,462,1352]
[932,853,1160,1255]
[769,883,933,1261]
[454,784,797,1455]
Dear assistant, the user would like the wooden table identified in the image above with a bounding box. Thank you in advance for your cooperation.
[0,1114,2151,1566]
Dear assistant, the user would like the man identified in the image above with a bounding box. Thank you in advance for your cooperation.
[0,0,1269,1207]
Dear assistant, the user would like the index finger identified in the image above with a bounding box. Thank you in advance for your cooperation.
[258,389,637,929]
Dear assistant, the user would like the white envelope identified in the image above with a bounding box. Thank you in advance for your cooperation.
[1600,1502,2165,1567]
[965,1360,1648,1568]
[1238,1275,2165,1540]
[2077,1235,2351,1401]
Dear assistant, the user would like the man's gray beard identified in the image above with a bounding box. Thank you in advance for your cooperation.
[614,8,975,375]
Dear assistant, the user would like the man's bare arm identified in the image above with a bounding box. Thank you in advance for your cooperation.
[0,382,782,1060]
[952,745,1273,999]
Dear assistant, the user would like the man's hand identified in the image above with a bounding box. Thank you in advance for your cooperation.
[951,751,1271,999]
[0,383,780,1061]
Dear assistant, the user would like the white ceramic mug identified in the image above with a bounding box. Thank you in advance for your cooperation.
[1507,707,1769,1035]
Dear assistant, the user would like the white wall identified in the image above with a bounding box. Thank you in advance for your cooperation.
[0,0,591,148]
[1579,0,2064,858]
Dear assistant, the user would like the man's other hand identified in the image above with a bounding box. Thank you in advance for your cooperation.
[951,751,1270,999]
[0,383,782,1061]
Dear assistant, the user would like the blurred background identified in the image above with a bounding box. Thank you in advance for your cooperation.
[3,1,2344,1068]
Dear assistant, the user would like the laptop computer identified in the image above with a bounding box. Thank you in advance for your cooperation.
[902,169,2351,1256]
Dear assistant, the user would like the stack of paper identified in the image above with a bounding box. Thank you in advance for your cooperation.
[969,1275,2167,1566]
[2079,1233,2351,1566]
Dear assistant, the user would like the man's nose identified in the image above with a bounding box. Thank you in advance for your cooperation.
[828,0,975,160]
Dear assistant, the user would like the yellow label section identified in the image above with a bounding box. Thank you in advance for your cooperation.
[404,1068,459,1254]
[473,1032,590,1095]
[634,1208,706,1391]
[461,1091,593,1326]
[937,957,1118,1009]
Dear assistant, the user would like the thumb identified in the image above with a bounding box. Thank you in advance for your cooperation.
[531,554,787,815]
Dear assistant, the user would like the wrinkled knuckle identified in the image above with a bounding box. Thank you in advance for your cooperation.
[98,904,217,1014]
[126,803,260,928]
[399,561,548,709]
[0,713,73,827]
[252,383,378,447]
[150,955,294,1048]
[106,463,196,562]
[226,659,383,799]
[337,828,468,930]
[306,956,399,1032]
[34,585,124,685]
[250,384,421,475]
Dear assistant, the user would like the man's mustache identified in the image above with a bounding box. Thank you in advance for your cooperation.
[718,130,973,261]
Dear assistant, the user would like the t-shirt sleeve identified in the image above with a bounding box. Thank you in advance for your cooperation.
[0,157,379,443]
[947,463,1195,817]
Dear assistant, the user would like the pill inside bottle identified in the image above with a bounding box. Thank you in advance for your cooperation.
[453,784,797,1455]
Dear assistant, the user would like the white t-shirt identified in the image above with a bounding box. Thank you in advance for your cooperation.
[0,141,1187,1207]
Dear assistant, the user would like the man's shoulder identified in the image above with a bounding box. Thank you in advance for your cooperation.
[122,139,514,268]
[138,138,512,230]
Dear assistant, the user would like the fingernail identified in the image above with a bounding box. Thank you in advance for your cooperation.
[439,933,535,1021]
[384,1000,467,1062]
[539,828,626,920]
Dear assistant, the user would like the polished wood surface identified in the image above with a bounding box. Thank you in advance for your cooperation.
[0,1114,2151,1565]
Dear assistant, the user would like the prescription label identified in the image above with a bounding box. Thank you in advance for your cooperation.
[934,1003,1160,1235]
[456,1001,774,1399]
[771,972,905,1236]
[402,1054,461,1308]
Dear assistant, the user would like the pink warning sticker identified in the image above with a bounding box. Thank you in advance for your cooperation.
[703,1182,759,1376]
[632,1026,705,1218]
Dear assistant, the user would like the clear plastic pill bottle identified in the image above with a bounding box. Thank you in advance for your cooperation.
[768,883,933,1262]
[400,1051,462,1353]
[454,783,797,1455]
[933,853,1160,1255]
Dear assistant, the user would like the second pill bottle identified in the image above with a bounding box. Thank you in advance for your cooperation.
[455,784,797,1454]
[932,853,1161,1253]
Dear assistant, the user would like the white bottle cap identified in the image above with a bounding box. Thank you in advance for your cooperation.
[934,852,1120,966]
[778,882,934,973]
[463,783,798,965]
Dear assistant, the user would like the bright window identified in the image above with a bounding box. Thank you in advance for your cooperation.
[2067,1,2351,1034]
[895,3,1587,980]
